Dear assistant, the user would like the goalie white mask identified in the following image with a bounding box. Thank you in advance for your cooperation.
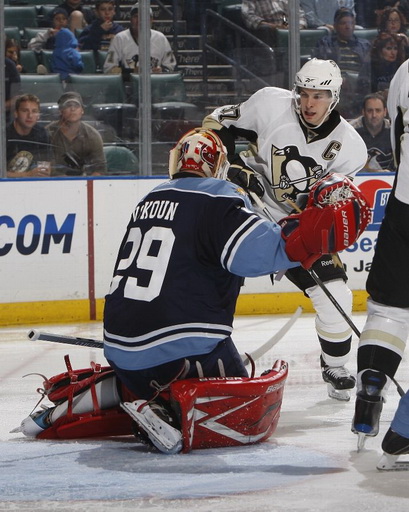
[293,59,343,129]
[169,129,229,180]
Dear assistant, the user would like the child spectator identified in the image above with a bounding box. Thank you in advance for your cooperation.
[78,0,124,52]
[51,28,84,80]
[28,8,69,52]
[6,38,24,74]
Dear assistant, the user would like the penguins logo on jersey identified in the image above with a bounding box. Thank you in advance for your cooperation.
[270,145,325,203]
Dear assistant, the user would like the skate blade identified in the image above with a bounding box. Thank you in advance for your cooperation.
[9,425,23,434]
[327,384,350,401]
[357,432,367,452]
[377,453,409,471]
[121,401,182,455]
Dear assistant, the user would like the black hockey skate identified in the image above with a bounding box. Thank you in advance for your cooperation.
[351,369,387,451]
[320,356,356,401]
[377,428,409,471]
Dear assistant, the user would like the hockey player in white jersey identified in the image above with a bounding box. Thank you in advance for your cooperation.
[351,59,409,468]
[203,58,368,401]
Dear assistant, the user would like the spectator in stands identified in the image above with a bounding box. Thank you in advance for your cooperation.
[28,8,69,53]
[51,27,84,81]
[5,56,21,125]
[349,93,395,172]
[376,6,409,46]
[241,0,307,48]
[5,38,24,74]
[78,0,124,51]
[398,0,409,25]
[47,92,107,176]
[48,0,96,29]
[365,32,407,94]
[104,3,176,75]
[301,0,354,31]
[7,94,53,178]
[314,8,372,117]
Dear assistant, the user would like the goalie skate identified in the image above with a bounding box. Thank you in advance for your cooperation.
[10,407,52,437]
[320,357,356,401]
[376,428,409,471]
[121,400,182,455]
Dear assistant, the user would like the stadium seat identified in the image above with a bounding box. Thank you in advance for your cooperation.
[5,6,38,30]
[355,28,378,42]
[19,50,40,74]
[39,50,52,72]
[276,28,328,55]
[103,145,139,175]
[79,51,97,74]
[5,26,21,45]
[67,74,137,139]
[19,74,64,120]
[19,73,64,102]
[96,50,108,72]
[129,73,202,141]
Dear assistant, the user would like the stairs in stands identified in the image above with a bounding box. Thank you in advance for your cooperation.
[150,3,243,113]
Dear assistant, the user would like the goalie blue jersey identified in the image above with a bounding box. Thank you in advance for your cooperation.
[103,177,296,370]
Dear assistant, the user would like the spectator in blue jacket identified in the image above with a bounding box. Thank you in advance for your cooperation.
[51,28,84,80]
[79,0,124,52]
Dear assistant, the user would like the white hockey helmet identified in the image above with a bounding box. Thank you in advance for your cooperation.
[169,128,229,179]
[293,59,343,125]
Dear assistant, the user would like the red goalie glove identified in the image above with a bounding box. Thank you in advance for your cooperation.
[280,173,371,269]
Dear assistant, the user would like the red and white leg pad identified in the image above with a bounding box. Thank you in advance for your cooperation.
[15,357,288,452]
[170,359,288,452]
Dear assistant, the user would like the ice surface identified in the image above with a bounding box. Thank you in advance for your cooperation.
[1,312,409,511]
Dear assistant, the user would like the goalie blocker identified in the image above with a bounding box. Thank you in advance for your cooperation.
[279,173,371,269]
[12,356,288,453]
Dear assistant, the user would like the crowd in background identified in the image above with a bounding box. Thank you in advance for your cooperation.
[4,0,408,176]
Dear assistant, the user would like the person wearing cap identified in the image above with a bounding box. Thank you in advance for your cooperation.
[313,8,372,117]
[28,8,69,54]
[46,92,107,176]
[78,0,124,52]
[103,2,176,74]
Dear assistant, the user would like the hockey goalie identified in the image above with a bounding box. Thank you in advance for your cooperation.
[12,129,370,454]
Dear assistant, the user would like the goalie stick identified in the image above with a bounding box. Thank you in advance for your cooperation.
[28,306,302,365]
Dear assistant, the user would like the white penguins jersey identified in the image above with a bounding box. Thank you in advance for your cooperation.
[387,59,409,205]
[205,87,368,221]
[103,28,176,73]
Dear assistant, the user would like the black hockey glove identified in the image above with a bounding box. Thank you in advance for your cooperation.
[227,164,265,198]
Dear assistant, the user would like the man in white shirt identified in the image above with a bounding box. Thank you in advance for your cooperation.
[103,3,176,74]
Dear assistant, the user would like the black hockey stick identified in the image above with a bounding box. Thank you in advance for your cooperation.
[28,308,302,365]
[28,329,104,348]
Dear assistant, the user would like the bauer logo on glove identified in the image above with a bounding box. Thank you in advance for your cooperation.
[280,173,371,269]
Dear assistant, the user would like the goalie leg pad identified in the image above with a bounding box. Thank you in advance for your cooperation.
[170,359,288,453]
